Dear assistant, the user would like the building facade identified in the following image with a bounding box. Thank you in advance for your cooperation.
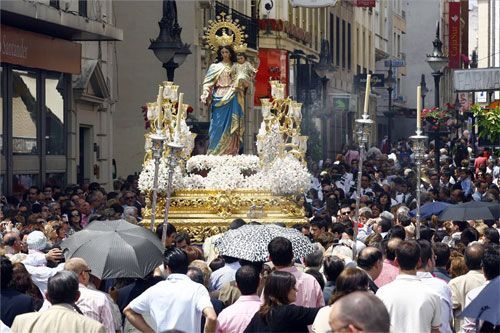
[1,0,122,196]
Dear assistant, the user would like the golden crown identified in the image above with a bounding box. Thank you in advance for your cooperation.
[215,31,234,47]
[233,43,248,53]
[203,12,247,52]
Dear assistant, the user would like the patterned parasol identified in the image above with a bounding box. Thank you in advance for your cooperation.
[213,224,314,262]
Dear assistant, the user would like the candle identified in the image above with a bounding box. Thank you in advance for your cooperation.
[363,74,371,116]
[170,85,179,102]
[417,85,422,131]
[176,92,184,137]
[156,85,164,125]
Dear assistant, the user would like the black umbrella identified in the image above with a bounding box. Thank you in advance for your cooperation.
[61,219,164,279]
[438,201,500,221]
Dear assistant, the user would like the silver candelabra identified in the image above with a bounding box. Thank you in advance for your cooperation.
[353,114,373,260]
[161,138,184,245]
[410,129,428,239]
[149,132,168,232]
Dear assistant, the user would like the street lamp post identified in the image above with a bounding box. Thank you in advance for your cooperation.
[386,64,394,144]
[426,22,448,172]
[426,22,448,108]
[149,0,191,81]
[469,50,478,157]
[314,40,336,160]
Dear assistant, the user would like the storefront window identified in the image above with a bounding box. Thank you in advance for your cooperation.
[45,74,65,155]
[0,66,3,156]
[13,70,38,154]
[12,174,38,197]
[46,173,65,188]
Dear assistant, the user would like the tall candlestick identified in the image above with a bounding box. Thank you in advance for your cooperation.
[156,85,164,127]
[176,93,184,137]
[363,74,371,116]
[416,85,422,131]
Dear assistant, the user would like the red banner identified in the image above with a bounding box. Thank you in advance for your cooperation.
[449,2,461,68]
[354,0,376,7]
[254,49,288,106]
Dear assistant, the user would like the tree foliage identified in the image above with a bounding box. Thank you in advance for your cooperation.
[471,104,500,143]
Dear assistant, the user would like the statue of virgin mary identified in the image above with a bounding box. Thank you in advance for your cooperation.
[200,45,245,156]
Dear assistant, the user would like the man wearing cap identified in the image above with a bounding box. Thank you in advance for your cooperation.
[21,231,64,295]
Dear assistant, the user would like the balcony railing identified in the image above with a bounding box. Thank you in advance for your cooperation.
[215,1,259,50]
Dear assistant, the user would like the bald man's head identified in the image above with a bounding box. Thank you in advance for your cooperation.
[64,258,91,285]
[64,258,88,275]
[386,238,402,261]
[465,243,484,270]
[329,291,390,333]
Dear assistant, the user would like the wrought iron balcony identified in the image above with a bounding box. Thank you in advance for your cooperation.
[215,1,259,50]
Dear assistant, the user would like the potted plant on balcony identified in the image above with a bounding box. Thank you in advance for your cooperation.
[421,105,455,133]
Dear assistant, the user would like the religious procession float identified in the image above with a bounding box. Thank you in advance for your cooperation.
[138,13,311,242]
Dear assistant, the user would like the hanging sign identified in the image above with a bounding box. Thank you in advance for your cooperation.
[448,2,461,68]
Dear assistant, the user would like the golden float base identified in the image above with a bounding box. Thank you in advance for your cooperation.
[141,189,307,243]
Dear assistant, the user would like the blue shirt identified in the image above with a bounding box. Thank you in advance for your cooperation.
[210,261,241,291]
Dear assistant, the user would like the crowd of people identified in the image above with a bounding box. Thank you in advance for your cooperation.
[0,132,499,332]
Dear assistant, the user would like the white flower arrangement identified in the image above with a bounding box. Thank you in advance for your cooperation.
[204,164,244,190]
[186,154,260,173]
[139,153,311,196]
[266,155,311,195]
[138,160,184,193]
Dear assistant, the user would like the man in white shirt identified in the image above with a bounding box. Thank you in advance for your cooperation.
[124,248,216,333]
[461,244,499,333]
[376,240,441,333]
[64,258,116,333]
[448,243,485,332]
[416,240,453,333]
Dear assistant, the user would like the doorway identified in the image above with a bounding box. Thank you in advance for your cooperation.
[78,126,92,185]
